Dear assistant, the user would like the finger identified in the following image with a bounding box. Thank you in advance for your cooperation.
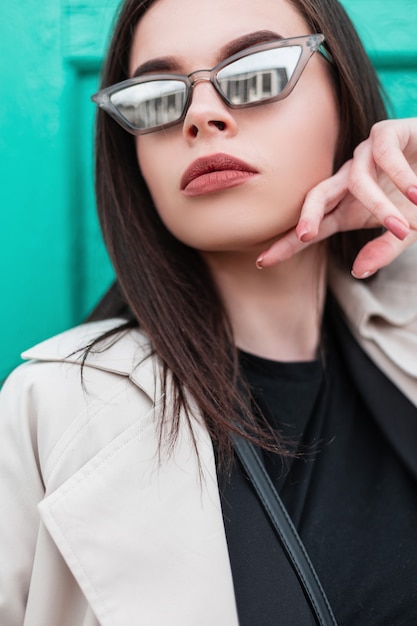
[349,140,410,239]
[369,120,417,204]
[258,213,415,272]
[258,203,355,268]
[256,230,305,267]
[296,161,351,241]
[351,230,417,279]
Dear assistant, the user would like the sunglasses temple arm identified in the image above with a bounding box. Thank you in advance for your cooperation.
[318,44,334,65]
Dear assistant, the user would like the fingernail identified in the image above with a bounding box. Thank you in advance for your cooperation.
[384,216,409,240]
[351,269,374,280]
[297,220,310,242]
[256,255,264,269]
[407,186,417,205]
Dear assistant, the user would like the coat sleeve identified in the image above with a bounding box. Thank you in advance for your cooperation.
[0,363,45,626]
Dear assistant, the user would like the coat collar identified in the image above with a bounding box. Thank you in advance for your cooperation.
[330,300,417,484]
[22,318,161,400]
[329,244,417,380]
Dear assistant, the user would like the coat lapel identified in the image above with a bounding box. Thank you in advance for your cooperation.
[329,245,417,407]
[330,301,417,484]
[23,322,238,626]
[38,406,238,626]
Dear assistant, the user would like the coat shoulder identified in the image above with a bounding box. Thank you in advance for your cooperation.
[21,318,151,372]
[1,320,157,489]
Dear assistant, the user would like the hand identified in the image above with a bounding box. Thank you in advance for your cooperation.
[256,118,417,278]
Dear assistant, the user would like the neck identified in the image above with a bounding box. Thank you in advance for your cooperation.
[202,244,327,362]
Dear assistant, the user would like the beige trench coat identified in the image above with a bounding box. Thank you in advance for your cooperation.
[2,245,417,626]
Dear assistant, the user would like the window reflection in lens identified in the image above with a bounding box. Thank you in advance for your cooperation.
[217,46,302,105]
[111,80,187,128]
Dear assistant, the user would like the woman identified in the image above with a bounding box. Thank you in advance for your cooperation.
[1,0,417,624]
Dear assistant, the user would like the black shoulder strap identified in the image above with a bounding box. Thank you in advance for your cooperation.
[232,433,338,626]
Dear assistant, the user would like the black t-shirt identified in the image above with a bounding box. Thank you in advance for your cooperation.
[219,306,417,625]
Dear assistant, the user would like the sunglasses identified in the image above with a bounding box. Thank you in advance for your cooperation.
[92,34,328,135]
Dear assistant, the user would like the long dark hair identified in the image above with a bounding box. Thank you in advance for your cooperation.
[90,0,387,460]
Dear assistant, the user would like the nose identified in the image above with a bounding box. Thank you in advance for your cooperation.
[182,77,239,141]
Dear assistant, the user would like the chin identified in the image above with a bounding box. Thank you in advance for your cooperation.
[161,205,300,252]
[179,230,290,254]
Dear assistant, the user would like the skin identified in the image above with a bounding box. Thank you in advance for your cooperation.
[132,0,339,254]
[131,3,417,282]
[258,118,417,277]
[130,0,340,361]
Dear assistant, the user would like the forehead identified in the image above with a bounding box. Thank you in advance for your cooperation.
[129,0,309,73]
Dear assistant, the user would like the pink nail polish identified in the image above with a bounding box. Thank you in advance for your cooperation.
[384,216,409,240]
[407,186,417,206]
[256,255,264,269]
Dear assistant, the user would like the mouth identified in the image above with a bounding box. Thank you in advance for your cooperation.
[180,153,259,197]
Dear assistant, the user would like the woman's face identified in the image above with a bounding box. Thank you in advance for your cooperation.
[130,0,339,254]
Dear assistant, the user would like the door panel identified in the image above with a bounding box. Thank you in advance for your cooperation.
[1,0,416,379]
[343,0,417,117]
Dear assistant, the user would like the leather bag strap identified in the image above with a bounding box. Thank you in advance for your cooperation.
[231,433,338,626]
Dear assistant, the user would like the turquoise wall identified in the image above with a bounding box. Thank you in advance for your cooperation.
[1,0,416,379]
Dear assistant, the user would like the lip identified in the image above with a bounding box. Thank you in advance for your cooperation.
[181,153,259,197]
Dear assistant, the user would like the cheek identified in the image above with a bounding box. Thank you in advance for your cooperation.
[136,137,200,245]
[265,86,339,187]
[133,75,340,252]
[136,138,164,198]
[136,137,177,214]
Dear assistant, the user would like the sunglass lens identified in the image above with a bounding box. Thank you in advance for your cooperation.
[217,46,302,106]
[110,80,187,130]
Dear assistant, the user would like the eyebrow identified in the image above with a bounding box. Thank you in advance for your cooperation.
[132,29,284,77]
[221,30,284,59]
